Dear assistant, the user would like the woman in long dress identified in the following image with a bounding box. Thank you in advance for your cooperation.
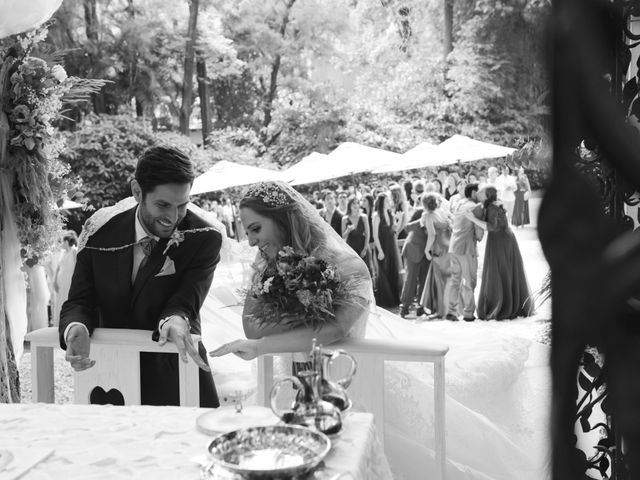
[209,181,372,361]
[342,196,369,261]
[419,193,453,319]
[372,192,401,308]
[512,167,531,227]
[466,186,534,320]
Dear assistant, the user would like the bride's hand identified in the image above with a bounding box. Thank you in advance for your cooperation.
[209,339,260,361]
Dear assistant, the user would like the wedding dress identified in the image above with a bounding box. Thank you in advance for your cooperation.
[202,239,551,480]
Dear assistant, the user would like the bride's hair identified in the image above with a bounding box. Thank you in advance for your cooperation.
[239,181,328,255]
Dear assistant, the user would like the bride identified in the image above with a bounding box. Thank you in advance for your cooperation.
[200,181,550,480]
[208,181,371,363]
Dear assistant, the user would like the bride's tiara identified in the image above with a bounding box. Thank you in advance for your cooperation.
[244,182,291,207]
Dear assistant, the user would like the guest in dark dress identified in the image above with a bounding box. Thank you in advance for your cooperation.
[512,167,531,227]
[466,186,535,320]
[342,196,370,260]
[373,192,401,307]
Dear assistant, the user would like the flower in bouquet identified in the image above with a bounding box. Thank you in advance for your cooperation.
[244,246,359,330]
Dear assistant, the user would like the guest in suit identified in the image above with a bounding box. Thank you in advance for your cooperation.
[59,146,222,407]
[399,186,430,319]
[444,183,484,321]
[320,191,343,236]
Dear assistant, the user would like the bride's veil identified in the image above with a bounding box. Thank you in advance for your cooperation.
[198,183,550,480]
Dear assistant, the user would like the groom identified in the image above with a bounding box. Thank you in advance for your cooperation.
[59,146,222,407]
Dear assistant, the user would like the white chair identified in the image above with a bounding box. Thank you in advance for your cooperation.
[256,337,449,480]
[25,327,200,406]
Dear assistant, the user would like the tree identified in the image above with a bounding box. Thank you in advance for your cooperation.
[180,0,200,134]
[260,0,297,142]
[443,0,453,58]
[83,0,105,113]
[214,0,352,149]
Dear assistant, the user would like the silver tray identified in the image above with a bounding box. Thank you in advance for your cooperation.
[206,425,331,479]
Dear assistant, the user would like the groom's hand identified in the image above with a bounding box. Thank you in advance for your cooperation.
[65,325,96,371]
[157,316,211,372]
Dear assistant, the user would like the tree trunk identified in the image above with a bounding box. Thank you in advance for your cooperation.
[127,0,143,117]
[84,0,105,113]
[180,0,200,135]
[260,0,297,143]
[196,55,212,146]
[83,0,99,43]
[443,0,453,60]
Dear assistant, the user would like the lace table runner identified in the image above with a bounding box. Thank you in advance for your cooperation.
[0,404,392,480]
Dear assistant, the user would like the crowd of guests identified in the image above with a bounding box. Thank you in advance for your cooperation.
[186,164,534,321]
[291,165,534,321]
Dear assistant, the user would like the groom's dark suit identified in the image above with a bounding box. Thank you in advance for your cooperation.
[59,206,221,407]
[400,208,430,315]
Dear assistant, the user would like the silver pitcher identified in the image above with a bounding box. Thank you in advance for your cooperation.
[269,339,358,434]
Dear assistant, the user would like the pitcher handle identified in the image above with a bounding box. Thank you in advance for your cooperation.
[326,350,357,389]
[269,376,305,419]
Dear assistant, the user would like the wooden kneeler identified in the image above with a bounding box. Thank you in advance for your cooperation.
[25,327,200,406]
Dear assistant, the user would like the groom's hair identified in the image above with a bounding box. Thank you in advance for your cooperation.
[464,183,479,199]
[135,146,195,196]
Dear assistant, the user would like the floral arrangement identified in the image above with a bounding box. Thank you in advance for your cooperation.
[163,229,186,255]
[244,246,358,330]
[0,24,104,259]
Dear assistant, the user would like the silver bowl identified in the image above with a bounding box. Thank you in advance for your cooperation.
[206,425,331,479]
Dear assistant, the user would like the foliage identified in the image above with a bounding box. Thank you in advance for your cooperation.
[48,0,241,123]
[205,126,263,166]
[60,114,209,212]
[48,0,551,185]
[1,25,103,259]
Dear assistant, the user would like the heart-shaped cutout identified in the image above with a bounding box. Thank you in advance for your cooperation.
[90,386,125,405]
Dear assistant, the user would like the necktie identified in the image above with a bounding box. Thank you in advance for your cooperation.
[140,236,157,257]
[136,236,157,279]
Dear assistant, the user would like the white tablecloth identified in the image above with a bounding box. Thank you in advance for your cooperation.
[0,403,392,480]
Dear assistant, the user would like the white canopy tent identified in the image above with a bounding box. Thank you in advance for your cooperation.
[55,199,83,210]
[371,142,439,173]
[286,143,401,185]
[281,152,329,186]
[435,134,516,165]
[190,161,289,195]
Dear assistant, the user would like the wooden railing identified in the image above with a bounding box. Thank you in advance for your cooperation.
[24,327,200,406]
[256,337,449,480]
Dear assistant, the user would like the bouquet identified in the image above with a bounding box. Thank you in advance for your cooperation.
[244,246,357,330]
